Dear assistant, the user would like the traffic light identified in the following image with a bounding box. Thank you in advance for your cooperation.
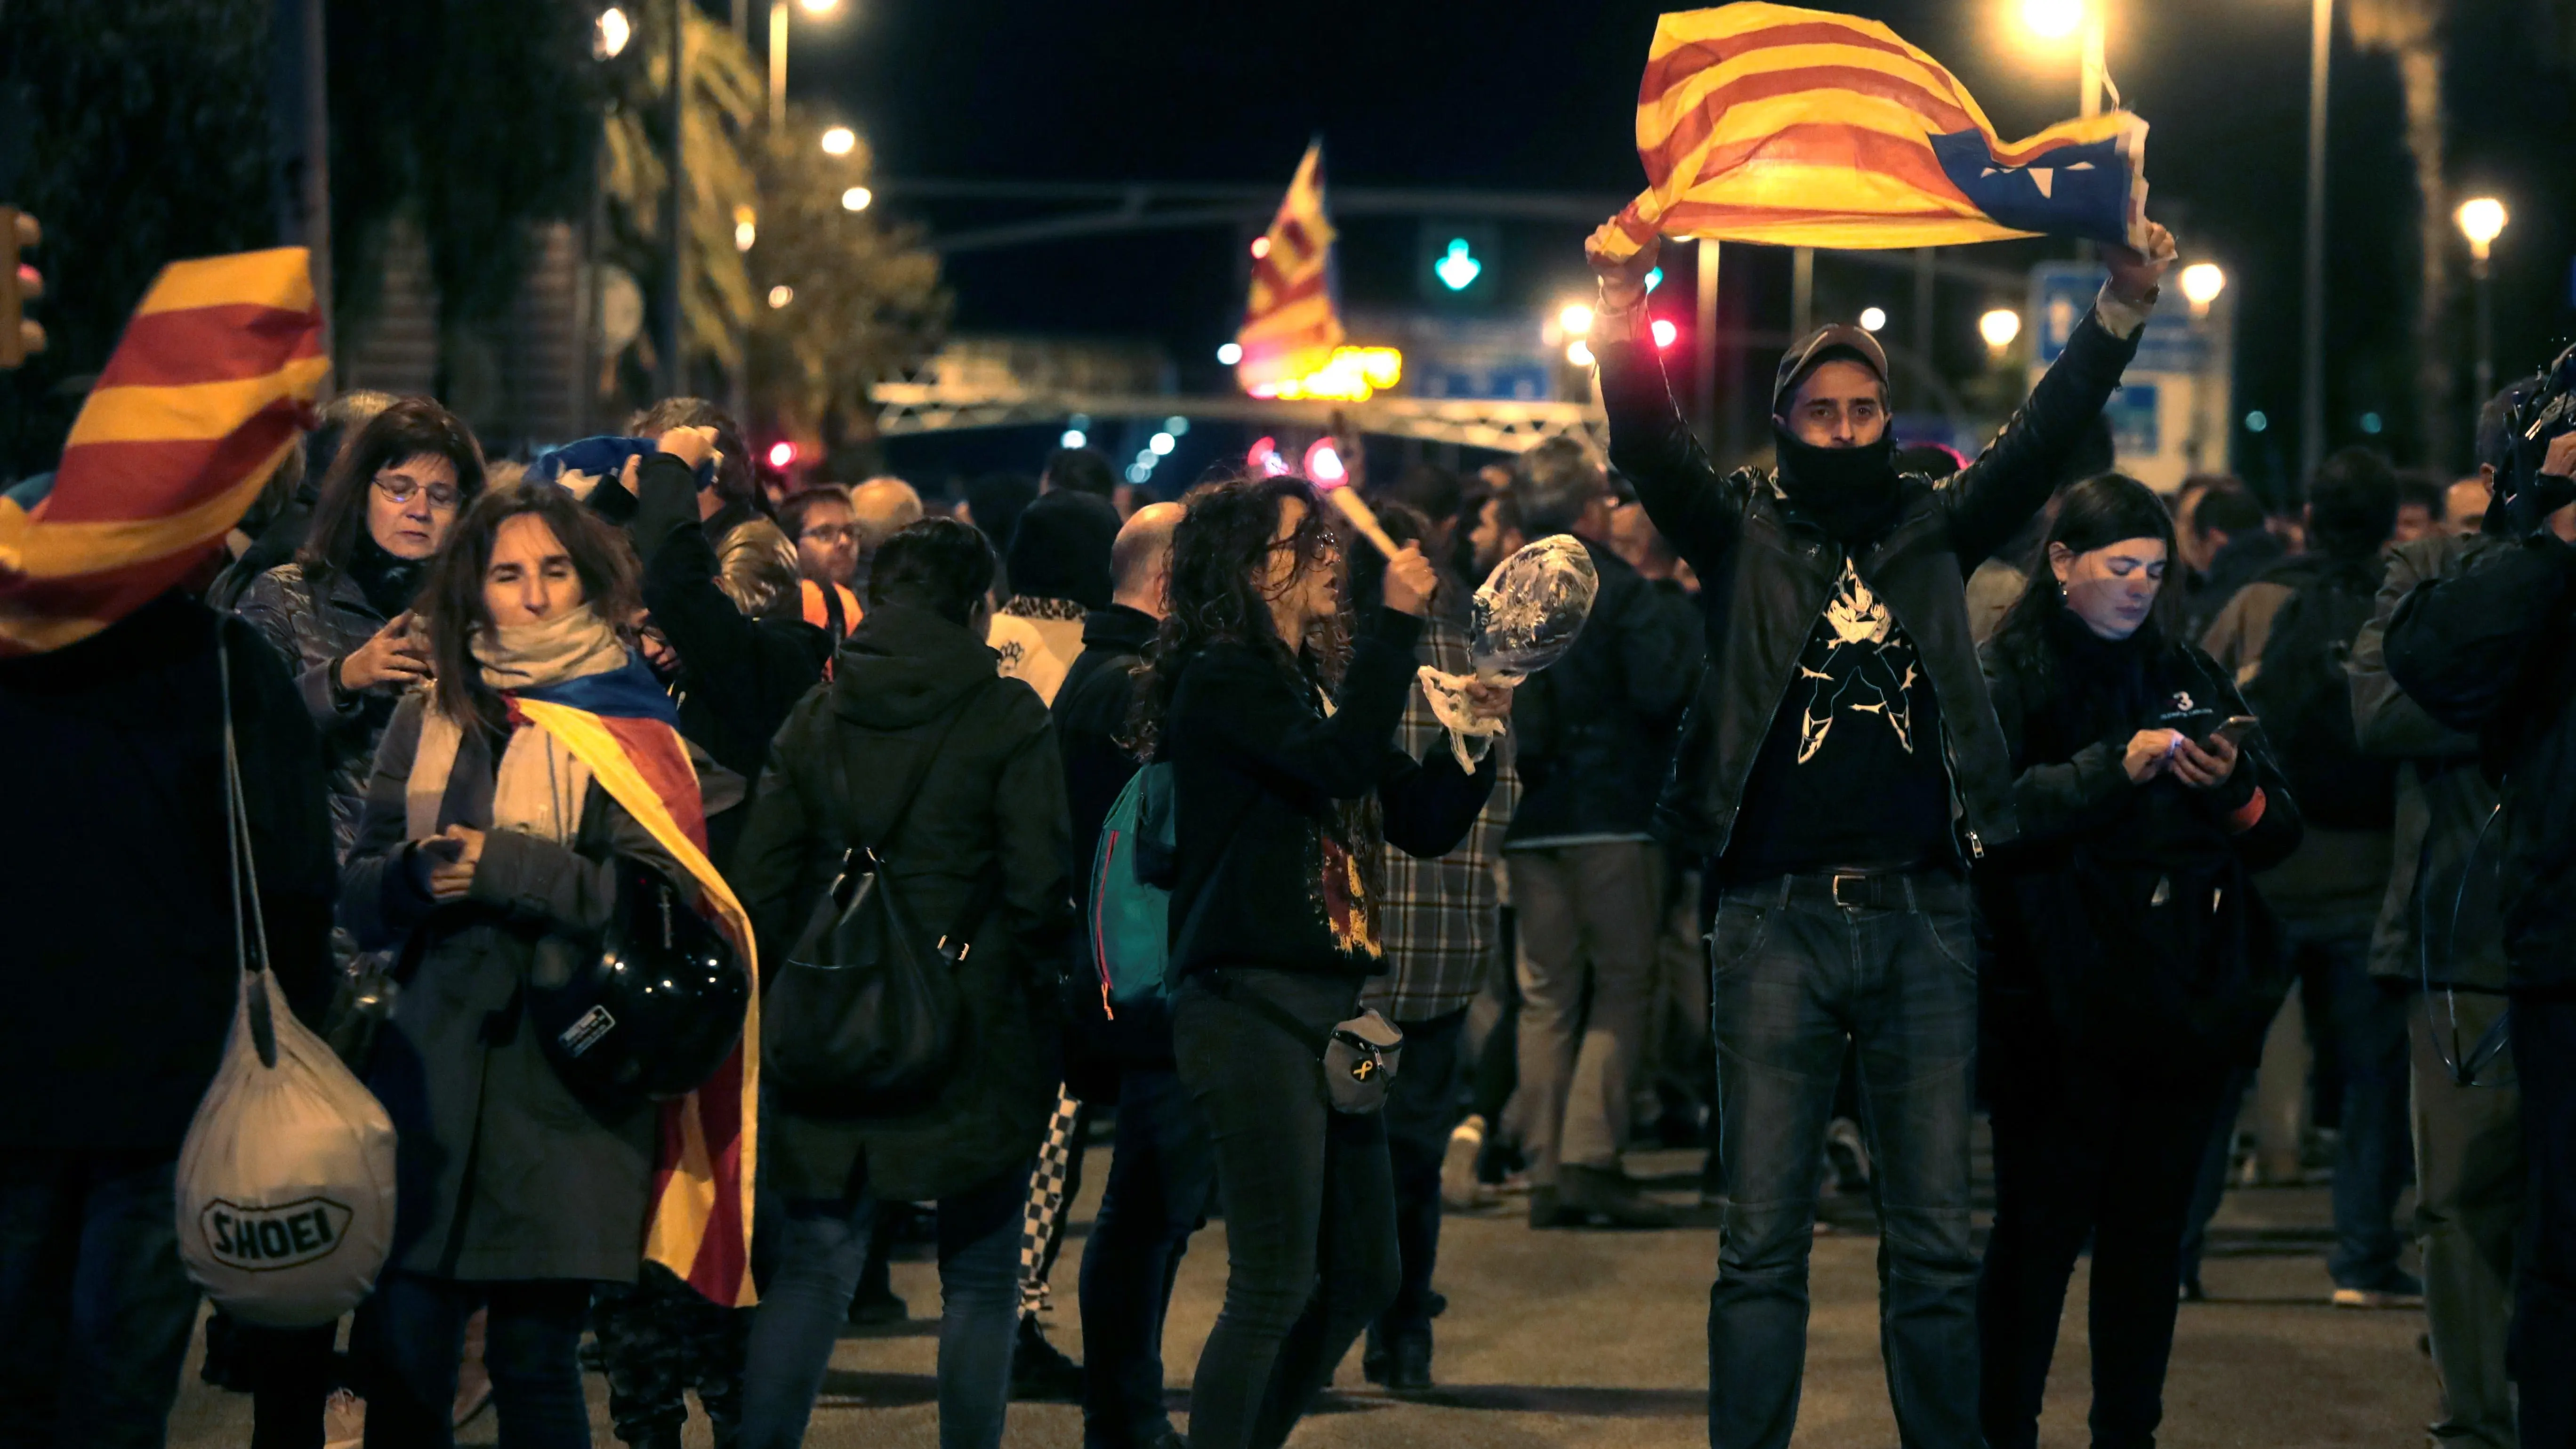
[1418,221,1498,306]
[0,207,42,369]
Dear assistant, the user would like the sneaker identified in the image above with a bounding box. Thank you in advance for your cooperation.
[2332,1271,2425,1310]
[1441,1115,1488,1211]
[1011,1316,1085,1401]
[1823,1117,1871,1195]
[322,1390,366,1449]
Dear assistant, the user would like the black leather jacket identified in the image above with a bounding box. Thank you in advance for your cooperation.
[1598,305,2143,861]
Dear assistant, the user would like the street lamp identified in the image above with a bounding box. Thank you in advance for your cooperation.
[2458,196,2508,407]
[840,185,872,212]
[1858,306,1888,333]
[820,125,855,156]
[2016,0,2108,118]
[2179,262,2226,319]
[1980,307,2023,355]
[769,0,842,129]
[595,6,631,58]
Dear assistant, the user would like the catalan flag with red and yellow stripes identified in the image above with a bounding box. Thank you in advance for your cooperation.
[1235,142,1345,395]
[1596,3,2149,258]
[0,247,327,656]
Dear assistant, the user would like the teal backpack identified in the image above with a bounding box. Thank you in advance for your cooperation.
[1087,763,1181,1024]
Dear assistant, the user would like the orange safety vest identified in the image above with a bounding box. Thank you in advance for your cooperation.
[800,579,861,679]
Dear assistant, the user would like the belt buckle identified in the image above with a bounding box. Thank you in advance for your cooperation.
[1831,873,1868,910]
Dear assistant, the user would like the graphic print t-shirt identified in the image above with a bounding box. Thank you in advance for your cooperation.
[1722,558,1955,878]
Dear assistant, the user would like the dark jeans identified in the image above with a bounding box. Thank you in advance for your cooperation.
[238,1320,339,1449]
[2511,992,2576,1449]
[353,1274,591,1449]
[1705,871,1981,1449]
[1978,1020,2228,1449]
[1078,1067,1219,1449]
[1172,968,1398,1449]
[739,1166,1025,1449]
[0,1150,200,1449]
[2287,920,2415,1289]
[1377,1008,1468,1342]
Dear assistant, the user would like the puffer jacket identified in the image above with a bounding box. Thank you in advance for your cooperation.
[236,562,401,864]
[1598,302,2143,861]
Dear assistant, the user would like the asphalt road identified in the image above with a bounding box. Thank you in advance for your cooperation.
[167,1149,2436,1448]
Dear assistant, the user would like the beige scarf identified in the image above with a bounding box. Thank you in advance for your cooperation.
[404,607,632,842]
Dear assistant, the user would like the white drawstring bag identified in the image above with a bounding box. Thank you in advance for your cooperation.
[174,640,398,1328]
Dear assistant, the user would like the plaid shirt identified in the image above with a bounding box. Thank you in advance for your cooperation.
[1362,613,1519,1023]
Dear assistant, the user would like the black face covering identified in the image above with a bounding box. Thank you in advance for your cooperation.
[347,530,427,620]
[1771,423,1900,542]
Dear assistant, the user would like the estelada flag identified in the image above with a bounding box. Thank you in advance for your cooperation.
[0,248,327,655]
[1235,141,1344,394]
[507,661,763,1308]
[1596,3,2149,258]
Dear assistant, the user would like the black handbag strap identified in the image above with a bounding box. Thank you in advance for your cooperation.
[818,677,1007,954]
[823,677,994,868]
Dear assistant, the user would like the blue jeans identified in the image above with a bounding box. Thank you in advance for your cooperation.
[2286,920,2414,1289]
[353,1274,592,1449]
[1079,1067,1219,1449]
[0,1150,201,1449]
[739,1166,1027,1449]
[1706,871,1981,1449]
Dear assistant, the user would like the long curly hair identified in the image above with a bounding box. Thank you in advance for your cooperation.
[1126,472,1383,909]
[1125,472,1346,759]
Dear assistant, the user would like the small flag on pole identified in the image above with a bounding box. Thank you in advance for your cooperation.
[1234,141,1345,395]
[0,247,327,655]
[1596,3,2149,258]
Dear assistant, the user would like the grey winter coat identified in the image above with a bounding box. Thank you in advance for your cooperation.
[733,603,1076,1205]
[342,696,684,1283]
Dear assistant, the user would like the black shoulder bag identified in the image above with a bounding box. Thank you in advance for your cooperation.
[762,684,999,1118]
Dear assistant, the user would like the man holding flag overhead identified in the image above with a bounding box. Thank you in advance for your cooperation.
[1582,6,2174,1447]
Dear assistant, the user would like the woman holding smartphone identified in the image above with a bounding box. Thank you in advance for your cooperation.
[1972,474,2304,1449]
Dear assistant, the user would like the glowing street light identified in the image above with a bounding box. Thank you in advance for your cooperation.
[1858,306,1888,333]
[2456,197,2508,261]
[767,284,794,309]
[2458,196,2510,408]
[841,186,872,212]
[820,126,855,156]
[2021,0,2084,40]
[1566,339,1596,368]
[1980,307,2023,354]
[1216,341,1243,366]
[797,0,838,12]
[1558,302,1595,337]
[733,205,757,252]
[1060,429,1086,449]
[595,6,631,59]
[1150,432,1176,456]
[2179,261,2226,318]
[769,0,844,129]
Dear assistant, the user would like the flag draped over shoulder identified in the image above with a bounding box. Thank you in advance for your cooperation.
[0,248,327,655]
[1597,3,2148,258]
[509,663,762,1309]
[1234,141,1344,393]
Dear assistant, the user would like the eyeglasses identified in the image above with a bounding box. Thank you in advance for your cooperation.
[374,471,461,511]
[801,523,859,545]
[1273,526,1339,563]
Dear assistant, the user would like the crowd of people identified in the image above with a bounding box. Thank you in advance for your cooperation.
[2,210,2570,1449]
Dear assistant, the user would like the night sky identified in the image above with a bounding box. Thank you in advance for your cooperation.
[789,0,2576,492]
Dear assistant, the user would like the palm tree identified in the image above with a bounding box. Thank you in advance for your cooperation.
[2349,0,2453,465]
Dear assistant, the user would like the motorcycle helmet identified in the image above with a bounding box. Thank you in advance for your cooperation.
[529,859,749,1102]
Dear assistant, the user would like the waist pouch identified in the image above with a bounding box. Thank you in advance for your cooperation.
[1211,974,1404,1114]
